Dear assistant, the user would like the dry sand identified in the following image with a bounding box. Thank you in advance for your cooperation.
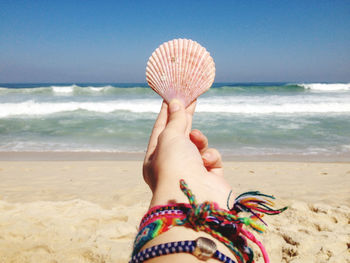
[0,160,349,262]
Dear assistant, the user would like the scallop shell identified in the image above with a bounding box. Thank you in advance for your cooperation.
[146,38,215,107]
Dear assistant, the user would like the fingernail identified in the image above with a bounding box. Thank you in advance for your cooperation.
[202,152,211,162]
[191,129,201,136]
[169,99,181,113]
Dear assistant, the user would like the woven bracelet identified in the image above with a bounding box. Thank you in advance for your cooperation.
[131,179,287,263]
[130,237,236,263]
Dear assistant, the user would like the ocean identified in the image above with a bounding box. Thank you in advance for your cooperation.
[0,83,349,160]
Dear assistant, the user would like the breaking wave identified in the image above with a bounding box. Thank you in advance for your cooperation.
[1,99,350,118]
[297,83,350,92]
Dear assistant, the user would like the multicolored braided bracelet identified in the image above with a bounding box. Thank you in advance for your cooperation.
[130,237,236,263]
[132,179,287,263]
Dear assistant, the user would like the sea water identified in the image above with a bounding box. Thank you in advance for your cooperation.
[0,83,349,160]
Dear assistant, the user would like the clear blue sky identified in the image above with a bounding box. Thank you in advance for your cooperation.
[1,0,349,83]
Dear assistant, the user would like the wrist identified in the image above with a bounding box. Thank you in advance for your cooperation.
[149,182,189,208]
[132,179,287,263]
[149,176,229,209]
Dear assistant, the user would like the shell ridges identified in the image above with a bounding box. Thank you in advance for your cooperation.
[146,38,215,107]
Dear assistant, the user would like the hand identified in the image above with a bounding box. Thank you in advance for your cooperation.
[143,99,231,208]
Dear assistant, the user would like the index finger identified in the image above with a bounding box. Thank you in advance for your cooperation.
[185,100,197,135]
[145,101,168,158]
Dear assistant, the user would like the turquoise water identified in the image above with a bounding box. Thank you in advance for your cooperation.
[0,83,349,159]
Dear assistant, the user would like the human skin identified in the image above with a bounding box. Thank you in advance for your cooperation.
[140,99,234,262]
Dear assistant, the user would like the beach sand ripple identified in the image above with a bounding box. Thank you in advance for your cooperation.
[0,199,147,263]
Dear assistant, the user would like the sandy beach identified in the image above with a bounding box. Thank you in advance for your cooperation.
[0,156,349,262]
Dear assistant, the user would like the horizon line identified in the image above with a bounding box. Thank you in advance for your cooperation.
[1,81,349,85]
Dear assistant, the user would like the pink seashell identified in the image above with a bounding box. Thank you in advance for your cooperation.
[146,38,215,107]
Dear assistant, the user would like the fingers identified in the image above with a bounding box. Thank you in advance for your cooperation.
[202,148,223,170]
[165,99,187,134]
[185,100,197,135]
[186,100,197,116]
[146,99,196,159]
[190,129,208,153]
[145,101,168,158]
[190,129,223,172]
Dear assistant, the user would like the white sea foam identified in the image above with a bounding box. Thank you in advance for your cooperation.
[51,85,77,94]
[0,141,137,153]
[1,99,350,118]
[276,123,301,130]
[197,102,350,114]
[298,83,350,92]
[82,85,114,93]
[341,145,350,152]
[0,85,119,95]
[0,100,162,118]
[87,86,105,92]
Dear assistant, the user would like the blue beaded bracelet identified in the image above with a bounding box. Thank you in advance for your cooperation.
[130,237,236,263]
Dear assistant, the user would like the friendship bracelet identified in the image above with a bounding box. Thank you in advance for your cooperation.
[130,237,236,263]
[133,203,238,257]
[131,179,287,263]
[139,203,190,230]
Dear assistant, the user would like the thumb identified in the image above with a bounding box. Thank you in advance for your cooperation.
[166,99,187,134]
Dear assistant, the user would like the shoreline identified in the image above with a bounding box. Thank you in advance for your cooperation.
[0,151,349,162]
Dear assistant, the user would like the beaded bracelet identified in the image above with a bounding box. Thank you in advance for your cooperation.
[130,237,236,263]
